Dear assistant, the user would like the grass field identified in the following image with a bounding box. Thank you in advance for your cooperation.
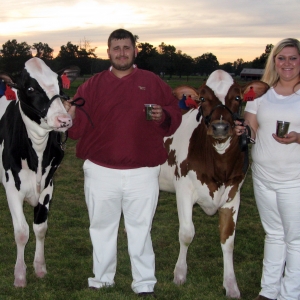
[0,77,265,300]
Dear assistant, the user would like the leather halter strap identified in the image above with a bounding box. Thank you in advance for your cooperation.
[20,94,69,119]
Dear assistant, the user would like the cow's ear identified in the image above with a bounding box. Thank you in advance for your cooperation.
[56,66,80,83]
[173,85,199,100]
[242,81,269,101]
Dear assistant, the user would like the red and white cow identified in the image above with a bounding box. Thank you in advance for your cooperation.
[159,70,269,298]
[0,57,77,287]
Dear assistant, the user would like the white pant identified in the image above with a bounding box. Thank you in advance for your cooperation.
[83,160,159,293]
[253,175,300,300]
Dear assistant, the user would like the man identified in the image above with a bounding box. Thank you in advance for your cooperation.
[66,28,182,297]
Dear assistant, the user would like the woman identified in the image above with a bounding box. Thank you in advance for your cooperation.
[235,38,300,300]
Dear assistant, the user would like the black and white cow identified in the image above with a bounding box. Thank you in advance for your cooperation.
[0,57,76,287]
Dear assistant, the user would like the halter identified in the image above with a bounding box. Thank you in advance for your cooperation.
[57,131,68,151]
[19,94,70,119]
[197,104,241,126]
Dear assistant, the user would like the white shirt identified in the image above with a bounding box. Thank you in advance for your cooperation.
[245,87,300,181]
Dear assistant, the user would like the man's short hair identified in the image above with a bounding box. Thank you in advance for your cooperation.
[108,29,136,48]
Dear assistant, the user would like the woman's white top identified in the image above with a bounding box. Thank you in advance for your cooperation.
[245,87,300,182]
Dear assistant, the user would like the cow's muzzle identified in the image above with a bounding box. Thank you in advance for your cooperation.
[207,120,233,139]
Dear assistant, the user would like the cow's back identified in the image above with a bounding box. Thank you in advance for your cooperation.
[159,109,199,192]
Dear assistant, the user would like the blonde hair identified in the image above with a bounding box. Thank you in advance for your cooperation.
[261,38,300,87]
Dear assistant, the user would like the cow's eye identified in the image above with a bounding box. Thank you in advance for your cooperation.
[28,87,34,92]
[200,97,205,102]
[235,96,241,101]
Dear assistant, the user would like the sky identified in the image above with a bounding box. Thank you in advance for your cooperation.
[0,0,299,65]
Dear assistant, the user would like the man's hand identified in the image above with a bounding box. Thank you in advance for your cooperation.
[151,105,164,122]
[63,98,76,119]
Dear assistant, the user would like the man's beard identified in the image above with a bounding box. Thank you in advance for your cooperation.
[110,53,135,71]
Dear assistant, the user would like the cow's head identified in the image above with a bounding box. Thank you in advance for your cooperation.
[1,57,77,132]
[199,70,241,140]
[173,70,269,141]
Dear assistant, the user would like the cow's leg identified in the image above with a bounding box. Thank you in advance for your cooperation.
[218,192,241,299]
[173,189,195,285]
[6,194,29,287]
[33,221,48,278]
[32,199,49,278]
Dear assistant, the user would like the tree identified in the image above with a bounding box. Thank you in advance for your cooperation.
[194,52,219,76]
[1,39,32,58]
[158,42,177,78]
[135,43,158,71]
[174,52,194,79]
[89,58,110,74]
[56,41,97,74]
[0,39,32,73]
[78,37,97,59]
[265,44,273,55]
[233,58,245,75]
[252,44,274,69]
[57,42,80,59]
[158,42,176,55]
[0,37,278,78]
[78,38,97,74]
[32,42,54,60]
[55,42,82,72]
[220,62,234,74]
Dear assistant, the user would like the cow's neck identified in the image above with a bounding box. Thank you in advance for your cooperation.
[26,129,49,150]
[213,138,232,154]
[20,108,50,190]
[20,108,49,152]
[23,121,49,154]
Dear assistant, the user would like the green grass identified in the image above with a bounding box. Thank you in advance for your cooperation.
[0,78,265,299]
[68,75,247,96]
[0,141,264,300]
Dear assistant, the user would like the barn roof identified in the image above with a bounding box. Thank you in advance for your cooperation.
[240,68,264,76]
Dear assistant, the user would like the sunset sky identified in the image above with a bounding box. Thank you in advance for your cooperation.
[1,0,299,64]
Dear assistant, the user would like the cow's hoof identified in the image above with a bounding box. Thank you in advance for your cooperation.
[173,277,186,285]
[14,277,26,287]
[34,262,47,278]
[36,270,47,278]
[224,279,240,298]
[225,290,241,299]
[173,266,187,285]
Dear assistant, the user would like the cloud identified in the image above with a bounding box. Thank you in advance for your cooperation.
[0,0,299,64]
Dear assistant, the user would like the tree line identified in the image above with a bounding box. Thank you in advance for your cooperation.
[0,38,273,77]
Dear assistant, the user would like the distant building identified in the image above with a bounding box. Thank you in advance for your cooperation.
[240,68,264,80]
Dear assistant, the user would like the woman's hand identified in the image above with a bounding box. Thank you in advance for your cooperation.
[234,120,248,136]
[272,131,300,144]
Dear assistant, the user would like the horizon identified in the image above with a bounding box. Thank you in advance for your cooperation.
[1,0,299,65]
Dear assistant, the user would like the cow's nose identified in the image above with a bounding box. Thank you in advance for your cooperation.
[57,116,72,127]
[212,123,229,134]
